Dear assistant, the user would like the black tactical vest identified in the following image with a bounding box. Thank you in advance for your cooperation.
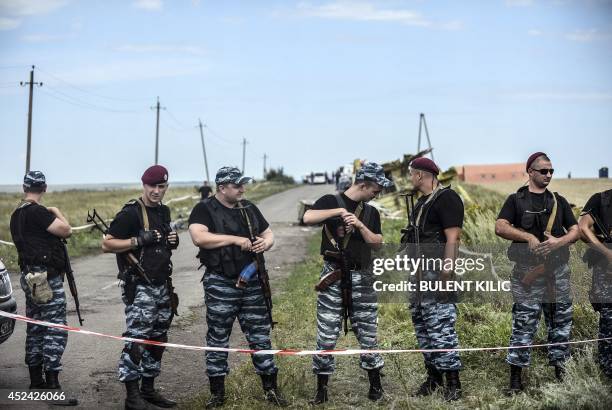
[600,190,612,237]
[197,198,261,279]
[402,186,451,245]
[11,201,66,276]
[115,200,173,286]
[508,186,569,264]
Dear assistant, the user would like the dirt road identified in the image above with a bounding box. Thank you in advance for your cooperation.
[0,184,333,408]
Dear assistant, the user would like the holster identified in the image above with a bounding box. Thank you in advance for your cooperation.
[315,269,341,291]
[118,269,137,305]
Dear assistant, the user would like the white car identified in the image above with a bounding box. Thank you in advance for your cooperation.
[312,172,327,184]
[0,260,16,344]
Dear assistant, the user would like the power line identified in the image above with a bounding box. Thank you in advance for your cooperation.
[36,67,152,103]
[40,88,140,114]
[203,124,240,145]
[44,84,139,113]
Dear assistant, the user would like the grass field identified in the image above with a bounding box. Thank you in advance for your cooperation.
[185,183,612,409]
[0,181,294,271]
[474,178,611,208]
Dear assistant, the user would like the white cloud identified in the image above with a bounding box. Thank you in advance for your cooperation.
[133,0,163,11]
[528,29,542,36]
[0,16,20,30]
[22,33,71,42]
[115,44,206,56]
[505,0,534,6]
[0,0,69,16]
[296,1,430,26]
[509,91,612,101]
[564,28,610,42]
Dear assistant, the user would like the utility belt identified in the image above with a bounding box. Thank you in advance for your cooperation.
[119,267,170,305]
[322,258,362,271]
[20,265,63,304]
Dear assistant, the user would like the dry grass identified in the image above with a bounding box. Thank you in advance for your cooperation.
[476,178,611,207]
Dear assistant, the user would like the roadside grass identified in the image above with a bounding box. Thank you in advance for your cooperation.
[184,183,612,409]
[0,182,294,271]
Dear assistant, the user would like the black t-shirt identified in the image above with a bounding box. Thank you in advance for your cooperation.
[311,193,381,264]
[583,192,603,217]
[9,202,65,273]
[497,190,577,232]
[107,201,170,239]
[198,185,213,199]
[413,189,464,233]
[582,190,612,234]
[188,198,269,237]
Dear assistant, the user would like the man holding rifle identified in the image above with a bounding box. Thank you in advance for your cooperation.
[188,166,287,408]
[102,165,179,410]
[495,152,579,393]
[403,157,465,401]
[303,162,392,404]
[9,171,75,395]
[579,189,612,379]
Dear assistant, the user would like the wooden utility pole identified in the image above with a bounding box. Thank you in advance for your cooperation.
[151,97,166,164]
[241,137,247,174]
[198,119,210,183]
[20,65,42,174]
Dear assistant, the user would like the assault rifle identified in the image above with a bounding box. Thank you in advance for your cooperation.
[61,240,84,326]
[400,191,422,304]
[237,203,276,328]
[86,209,153,285]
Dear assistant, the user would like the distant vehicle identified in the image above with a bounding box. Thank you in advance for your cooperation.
[0,260,16,344]
[312,172,327,184]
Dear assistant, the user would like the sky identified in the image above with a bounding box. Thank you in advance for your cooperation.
[1,0,611,185]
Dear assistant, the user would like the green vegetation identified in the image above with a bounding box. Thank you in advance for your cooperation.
[0,181,294,271]
[185,183,611,409]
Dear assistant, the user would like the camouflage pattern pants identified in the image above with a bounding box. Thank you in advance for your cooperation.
[19,274,67,372]
[118,283,172,382]
[204,273,277,377]
[313,262,384,374]
[410,302,462,371]
[506,263,573,367]
[591,263,612,377]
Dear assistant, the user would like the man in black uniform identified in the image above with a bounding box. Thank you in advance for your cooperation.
[9,171,73,392]
[188,166,287,408]
[403,157,465,401]
[102,165,179,410]
[303,162,392,404]
[495,152,579,393]
[199,181,213,200]
[579,189,612,379]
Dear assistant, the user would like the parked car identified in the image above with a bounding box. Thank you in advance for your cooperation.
[0,259,17,344]
[311,172,327,184]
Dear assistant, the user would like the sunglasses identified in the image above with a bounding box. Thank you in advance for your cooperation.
[531,168,554,176]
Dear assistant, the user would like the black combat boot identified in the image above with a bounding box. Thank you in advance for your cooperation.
[414,364,443,396]
[205,376,225,409]
[309,374,329,405]
[45,370,61,389]
[125,379,148,410]
[261,373,289,407]
[28,365,45,389]
[506,364,524,395]
[554,365,566,381]
[443,370,462,401]
[140,377,177,408]
[367,368,384,401]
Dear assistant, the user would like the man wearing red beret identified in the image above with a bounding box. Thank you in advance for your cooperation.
[402,157,465,401]
[495,153,579,393]
[103,165,180,409]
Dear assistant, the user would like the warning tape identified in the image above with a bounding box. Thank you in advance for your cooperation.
[1,310,610,356]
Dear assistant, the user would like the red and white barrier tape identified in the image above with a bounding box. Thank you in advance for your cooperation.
[1,310,610,356]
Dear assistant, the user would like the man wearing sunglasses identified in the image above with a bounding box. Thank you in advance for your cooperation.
[495,152,580,394]
[188,166,287,408]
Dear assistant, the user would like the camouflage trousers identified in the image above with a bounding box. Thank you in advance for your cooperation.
[19,274,67,372]
[591,263,612,377]
[313,262,384,375]
[203,273,277,377]
[118,283,172,382]
[410,302,462,371]
[506,263,573,368]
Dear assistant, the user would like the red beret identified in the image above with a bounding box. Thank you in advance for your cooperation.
[141,165,169,185]
[410,157,440,176]
[526,152,547,171]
